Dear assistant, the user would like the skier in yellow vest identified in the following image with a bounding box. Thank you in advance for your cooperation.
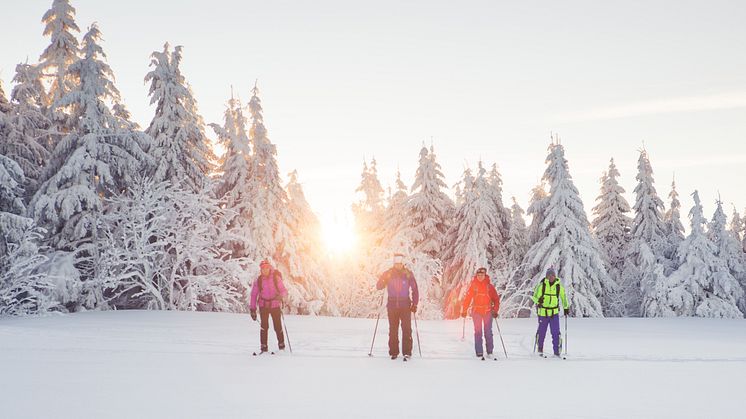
[531,268,570,357]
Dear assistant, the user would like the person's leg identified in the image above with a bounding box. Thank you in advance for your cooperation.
[537,316,549,353]
[484,314,494,355]
[400,308,413,356]
[259,308,270,351]
[472,312,484,355]
[271,307,285,348]
[550,314,561,355]
[388,308,400,357]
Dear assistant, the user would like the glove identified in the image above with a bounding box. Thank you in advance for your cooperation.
[250,310,257,321]
[461,311,467,318]
[538,296,545,306]
[492,310,498,319]
[411,304,417,313]
[564,307,570,317]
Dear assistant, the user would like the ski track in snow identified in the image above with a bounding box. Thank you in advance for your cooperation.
[0,311,743,419]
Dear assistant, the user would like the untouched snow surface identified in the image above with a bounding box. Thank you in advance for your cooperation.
[1,311,743,419]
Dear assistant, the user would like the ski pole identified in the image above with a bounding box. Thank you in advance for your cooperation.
[493,317,508,359]
[564,313,568,355]
[280,307,293,354]
[368,293,385,357]
[414,313,422,358]
[460,316,466,341]
[532,309,538,353]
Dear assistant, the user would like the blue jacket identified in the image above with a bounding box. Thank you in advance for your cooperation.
[376,267,419,309]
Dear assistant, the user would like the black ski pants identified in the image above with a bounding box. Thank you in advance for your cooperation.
[388,307,413,356]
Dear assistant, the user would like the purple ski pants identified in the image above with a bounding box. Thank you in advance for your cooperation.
[537,314,561,355]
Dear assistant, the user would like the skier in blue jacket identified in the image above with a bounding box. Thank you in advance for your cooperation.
[376,253,419,360]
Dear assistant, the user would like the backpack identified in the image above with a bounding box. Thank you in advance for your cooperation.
[257,270,280,297]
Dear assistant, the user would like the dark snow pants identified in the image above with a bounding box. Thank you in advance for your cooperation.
[388,307,413,356]
[472,311,494,356]
[259,307,284,350]
[537,314,561,355]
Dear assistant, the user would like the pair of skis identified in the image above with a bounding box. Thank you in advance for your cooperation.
[253,349,288,356]
[532,314,569,360]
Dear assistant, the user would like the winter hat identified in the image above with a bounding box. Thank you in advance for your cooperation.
[393,253,405,264]
[546,268,556,277]
[476,267,487,274]
[260,260,272,269]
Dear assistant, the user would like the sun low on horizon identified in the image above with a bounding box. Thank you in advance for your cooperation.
[320,213,358,257]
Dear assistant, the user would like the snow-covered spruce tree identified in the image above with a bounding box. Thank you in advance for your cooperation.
[591,158,631,316]
[506,197,529,275]
[498,197,532,316]
[1,63,52,196]
[0,79,8,140]
[352,158,386,249]
[284,170,330,314]
[742,210,746,253]
[145,44,214,192]
[0,154,54,316]
[730,208,746,307]
[638,242,670,317]
[406,146,454,259]
[243,84,322,314]
[511,141,611,318]
[0,79,9,113]
[653,191,743,318]
[728,205,746,249]
[210,95,257,259]
[1,155,31,249]
[440,167,474,283]
[442,162,500,318]
[39,0,80,129]
[379,169,410,244]
[526,182,549,247]
[729,207,743,244]
[621,149,668,316]
[29,24,151,310]
[662,179,686,271]
[709,199,746,314]
[244,83,292,260]
[485,163,512,284]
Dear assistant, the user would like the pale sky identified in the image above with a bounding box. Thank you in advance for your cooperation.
[3,0,746,229]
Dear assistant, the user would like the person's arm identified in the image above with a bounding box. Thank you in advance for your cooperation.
[410,273,419,306]
[531,281,543,306]
[490,284,500,313]
[276,271,288,298]
[376,271,389,290]
[560,282,569,310]
[249,278,259,311]
[461,282,475,314]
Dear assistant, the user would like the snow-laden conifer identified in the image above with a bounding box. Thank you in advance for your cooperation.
[514,141,610,317]
[591,158,631,316]
[622,150,667,316]
[145,44,214,192]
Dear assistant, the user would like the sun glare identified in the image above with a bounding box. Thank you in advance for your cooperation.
[321,214,357,256]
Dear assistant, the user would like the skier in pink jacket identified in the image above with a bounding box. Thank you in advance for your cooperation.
[250,260,288,353]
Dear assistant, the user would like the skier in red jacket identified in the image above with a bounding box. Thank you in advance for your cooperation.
[461,267,501,358]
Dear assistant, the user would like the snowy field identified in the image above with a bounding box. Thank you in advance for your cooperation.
[1,312,744,419]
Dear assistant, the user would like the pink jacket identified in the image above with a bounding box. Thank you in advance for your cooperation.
[250,270,288,310]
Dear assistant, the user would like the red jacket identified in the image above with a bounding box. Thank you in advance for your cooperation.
[462,276,500,315]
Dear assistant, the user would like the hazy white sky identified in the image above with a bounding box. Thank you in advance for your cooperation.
[3,0,745,227]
